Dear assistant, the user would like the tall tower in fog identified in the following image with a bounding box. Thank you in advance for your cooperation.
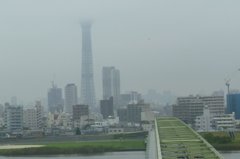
[80,21,96,109]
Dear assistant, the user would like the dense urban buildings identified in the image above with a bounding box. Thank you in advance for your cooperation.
[100,97,114,119]
[173,95,224,125]
[64,84,78,114]
[47,83,63,113]
[102,66,121,109]
[227,93,240,119]
[80,21,96,109]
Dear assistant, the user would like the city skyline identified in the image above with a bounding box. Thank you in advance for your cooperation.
[0,1,237,158]
[1,0,240,104]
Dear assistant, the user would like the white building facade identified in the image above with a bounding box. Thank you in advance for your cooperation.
[195,106,236,132]
[23,108,37,130]
[4,104,23,134]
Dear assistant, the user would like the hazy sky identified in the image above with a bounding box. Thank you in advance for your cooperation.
[0,0,240,104]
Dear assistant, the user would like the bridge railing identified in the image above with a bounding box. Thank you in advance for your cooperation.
[154,119,162,159]
[178,119,224,159]
[155,117,224,159]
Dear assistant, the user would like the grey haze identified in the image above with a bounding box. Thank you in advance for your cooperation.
[0,0,240,104]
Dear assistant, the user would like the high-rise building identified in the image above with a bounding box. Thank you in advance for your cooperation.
[35,101,44,129]
[4,103,23,133]
[48,83,63,113]
[65,84,78,114]
[102,67,120,109]
[100,97,114,119]
[227,93,240,119]
[80,21,96,109]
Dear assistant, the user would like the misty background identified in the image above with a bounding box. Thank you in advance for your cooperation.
[0,0,240,104]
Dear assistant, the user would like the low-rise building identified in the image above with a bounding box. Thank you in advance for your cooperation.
[195,106,212,132]
[107,127,124,134]
[212,113,236,131]
[195,106,236,132]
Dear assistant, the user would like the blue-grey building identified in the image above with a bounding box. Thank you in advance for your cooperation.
[48,83,63,113]
[227,93,240,119]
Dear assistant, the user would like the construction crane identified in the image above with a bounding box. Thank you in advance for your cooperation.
[225,68,240,94]
[225,79,231,94]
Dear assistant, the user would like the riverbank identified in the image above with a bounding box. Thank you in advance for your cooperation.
[200,131,240,151]
[0,132,147,145]
[0,145,44,149]
[0,140,145,156]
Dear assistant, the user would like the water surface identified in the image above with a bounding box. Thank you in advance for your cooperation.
[0,151,145,159]
[221,151,240,159]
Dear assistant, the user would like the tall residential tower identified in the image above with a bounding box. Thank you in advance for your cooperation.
[65,83,78,114]
[80,21,96,109]
[102,67,121,109]
[48,83,63,113]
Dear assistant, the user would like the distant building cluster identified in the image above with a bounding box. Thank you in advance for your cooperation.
[5,21,240,140]
[0,22,159,138]
[0,95,157,137]
[172,93,240,132]
[173,95,225,125]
